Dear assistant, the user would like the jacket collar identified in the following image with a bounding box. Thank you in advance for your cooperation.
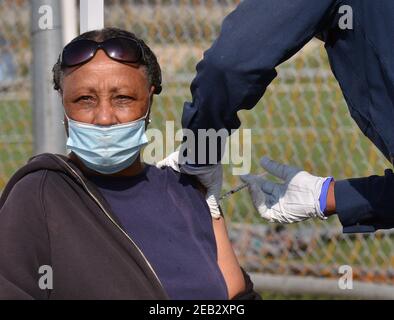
[0,153,119,226]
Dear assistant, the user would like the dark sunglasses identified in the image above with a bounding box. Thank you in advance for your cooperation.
[60,37,145,67]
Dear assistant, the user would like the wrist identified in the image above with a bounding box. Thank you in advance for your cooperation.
[324,180,336,216]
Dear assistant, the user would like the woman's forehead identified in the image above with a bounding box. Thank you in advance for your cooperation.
[63,50,149,89]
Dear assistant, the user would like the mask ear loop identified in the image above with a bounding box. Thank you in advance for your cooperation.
[63,112,72,123]
[144,100,152,124]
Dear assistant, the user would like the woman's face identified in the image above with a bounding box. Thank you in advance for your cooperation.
[62,49,154,125]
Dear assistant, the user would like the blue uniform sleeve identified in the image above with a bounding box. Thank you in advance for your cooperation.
[182,0,339,163]
[335,169,394,233]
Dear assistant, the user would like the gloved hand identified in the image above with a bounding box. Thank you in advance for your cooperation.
[156,151,223,219]
[240,156,329,224]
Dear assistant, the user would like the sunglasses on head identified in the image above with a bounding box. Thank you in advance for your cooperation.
[60,37,145,68]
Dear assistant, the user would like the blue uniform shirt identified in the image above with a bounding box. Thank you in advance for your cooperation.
[89,165,228,300]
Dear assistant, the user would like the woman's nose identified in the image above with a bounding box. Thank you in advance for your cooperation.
[93,98,117,126]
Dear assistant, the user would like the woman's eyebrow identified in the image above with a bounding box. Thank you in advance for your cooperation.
[70,87,97,95]
[109,86,137,94]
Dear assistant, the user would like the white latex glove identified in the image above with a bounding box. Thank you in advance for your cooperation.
[156,151,223,219]
[240,156,329,224]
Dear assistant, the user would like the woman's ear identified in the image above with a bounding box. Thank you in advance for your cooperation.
[149,85,155,105]
[144,117,151,130]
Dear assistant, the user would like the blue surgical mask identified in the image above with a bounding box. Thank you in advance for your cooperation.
[65,111,149,174]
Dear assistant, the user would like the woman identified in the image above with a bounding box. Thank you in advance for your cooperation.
[0,27,259,300]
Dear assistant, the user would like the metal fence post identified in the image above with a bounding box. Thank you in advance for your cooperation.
[61,0,77,45]
[31,0,66,155]
[80,0,104,33]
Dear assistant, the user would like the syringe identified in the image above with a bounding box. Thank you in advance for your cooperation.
[219,173,267,201]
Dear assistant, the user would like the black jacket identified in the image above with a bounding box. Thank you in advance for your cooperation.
[0,153,259,300]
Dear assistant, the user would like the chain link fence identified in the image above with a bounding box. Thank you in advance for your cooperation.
[1,0,393,296]
[0,0,32,190]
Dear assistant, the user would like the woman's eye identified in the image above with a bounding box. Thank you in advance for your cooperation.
[115,95,134,101]
[76,96,94,103]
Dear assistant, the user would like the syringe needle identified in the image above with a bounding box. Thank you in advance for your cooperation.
[219,173,267,201]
